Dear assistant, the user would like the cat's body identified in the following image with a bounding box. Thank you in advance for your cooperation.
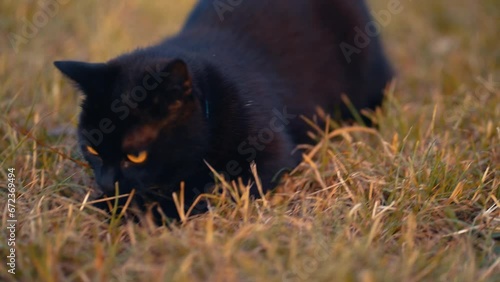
[55,0,393,219]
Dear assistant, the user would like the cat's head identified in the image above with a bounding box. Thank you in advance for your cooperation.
[54,57,209,200]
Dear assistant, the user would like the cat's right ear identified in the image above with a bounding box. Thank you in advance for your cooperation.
[53,61,117,95]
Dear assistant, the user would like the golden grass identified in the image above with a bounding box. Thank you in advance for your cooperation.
[0,0,499,281]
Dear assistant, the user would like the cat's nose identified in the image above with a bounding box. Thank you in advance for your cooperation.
[97,166,118,195]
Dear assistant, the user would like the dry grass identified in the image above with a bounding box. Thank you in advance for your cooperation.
[0,0,499,281]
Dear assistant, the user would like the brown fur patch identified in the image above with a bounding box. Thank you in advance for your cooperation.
[183,80,192,96]
[122,124,161,151]
[122,96,199,151]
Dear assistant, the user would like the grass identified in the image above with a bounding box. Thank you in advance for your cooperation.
[1,0,499,281]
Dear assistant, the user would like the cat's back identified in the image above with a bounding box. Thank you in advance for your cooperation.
[180,0,392,109]
[173,0,393,143]
[182,0,374,48]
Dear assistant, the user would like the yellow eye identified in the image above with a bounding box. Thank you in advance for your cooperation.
[126,151,148,164]
[86,146,99,156]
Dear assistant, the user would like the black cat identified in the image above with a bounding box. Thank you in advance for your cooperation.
[54,0,393,219]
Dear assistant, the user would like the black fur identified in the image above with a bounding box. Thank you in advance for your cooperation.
[54,0,393,219]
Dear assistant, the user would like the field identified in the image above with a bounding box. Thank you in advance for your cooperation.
[0,0,499,281]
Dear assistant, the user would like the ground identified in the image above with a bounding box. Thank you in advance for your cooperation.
[0,0,499,281]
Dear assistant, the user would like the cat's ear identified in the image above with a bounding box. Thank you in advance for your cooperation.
[162,59,193,97]
[53,61,117,94]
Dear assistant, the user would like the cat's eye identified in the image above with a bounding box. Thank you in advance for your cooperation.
[86,146,99,156]
[126,151,148,164]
